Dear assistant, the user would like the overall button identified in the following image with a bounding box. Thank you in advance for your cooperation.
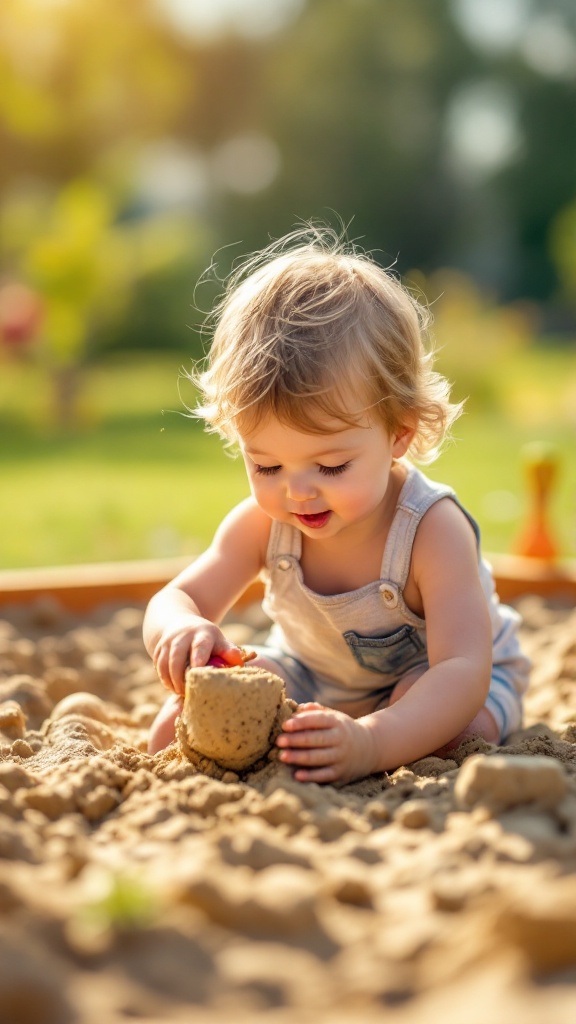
[379,583,398,607]
[277,558,291,571]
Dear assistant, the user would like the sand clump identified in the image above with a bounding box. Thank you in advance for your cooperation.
[455,753,570,813]
[177,665,296,776]
[0,594,575,1022]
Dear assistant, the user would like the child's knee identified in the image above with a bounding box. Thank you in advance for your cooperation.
[433,706,500,757]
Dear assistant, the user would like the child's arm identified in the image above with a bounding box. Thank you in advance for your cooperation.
[143,497,269,694]
[277,499,493,783]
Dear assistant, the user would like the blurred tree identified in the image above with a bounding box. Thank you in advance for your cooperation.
[550,197,576,309]
[0,0,205,416]
[1,177,191,425]
[207,0,576,306]
[0,0,575,372]
[409,266,536,410]
[0,0,192,185]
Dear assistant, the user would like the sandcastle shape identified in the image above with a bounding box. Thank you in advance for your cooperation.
[177,665,296,773]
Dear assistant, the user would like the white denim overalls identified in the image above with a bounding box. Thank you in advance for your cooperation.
[257,464,530,740]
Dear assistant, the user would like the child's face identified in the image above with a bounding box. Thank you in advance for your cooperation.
[239,409,413,540]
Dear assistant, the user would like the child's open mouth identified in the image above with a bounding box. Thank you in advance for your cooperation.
[294,511,331,529]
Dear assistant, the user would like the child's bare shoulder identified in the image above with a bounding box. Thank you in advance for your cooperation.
[413,497,478,574]
[213,497,272,563]
[218,495,270,530]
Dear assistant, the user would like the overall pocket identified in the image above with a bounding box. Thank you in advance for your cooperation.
[343,625,426,675]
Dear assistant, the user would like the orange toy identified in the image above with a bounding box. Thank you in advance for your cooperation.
[514,442,559,561]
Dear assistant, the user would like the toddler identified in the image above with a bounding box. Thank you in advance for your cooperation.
[143,226,530,784]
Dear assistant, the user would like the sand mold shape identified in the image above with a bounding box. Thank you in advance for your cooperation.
[177,665,296,776]
[0,594,575,1022]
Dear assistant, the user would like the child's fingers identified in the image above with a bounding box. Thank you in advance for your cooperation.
[168,641,191,694]
[152,626,246,694]
[191,631,248,669]
[280,709,336,733]
[153,641,184,693]
[278,743,340,767]
[188,631,214,667]
[152,645,171,690]
[293,765,340,784]
[277,725,339,750]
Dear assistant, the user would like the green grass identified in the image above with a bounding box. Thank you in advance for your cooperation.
[0,353,249,568]
[0,348,574,569]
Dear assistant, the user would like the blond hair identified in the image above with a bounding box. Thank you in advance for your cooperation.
[190,225,462,463]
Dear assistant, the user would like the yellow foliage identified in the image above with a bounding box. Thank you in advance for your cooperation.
[0,0,192,145]
[406,268,537,410]
[4,177,191,368]
[43,302,85,365]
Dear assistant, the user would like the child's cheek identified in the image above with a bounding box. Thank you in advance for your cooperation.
[252,481,282,516]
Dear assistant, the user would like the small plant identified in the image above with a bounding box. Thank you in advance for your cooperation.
[66,866,162,955]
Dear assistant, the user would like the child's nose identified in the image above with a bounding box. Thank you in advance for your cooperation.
[286,473,318,501]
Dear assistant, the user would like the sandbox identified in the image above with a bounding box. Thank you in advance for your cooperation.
[0,558,575,1023]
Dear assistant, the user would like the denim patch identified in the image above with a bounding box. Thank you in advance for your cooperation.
[343,625,426,675]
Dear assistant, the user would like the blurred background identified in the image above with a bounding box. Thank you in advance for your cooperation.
[1,0,575,569]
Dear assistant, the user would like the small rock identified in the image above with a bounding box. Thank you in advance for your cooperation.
[394,799,433,829]
[0,701,27,740]
[454,754,568,813]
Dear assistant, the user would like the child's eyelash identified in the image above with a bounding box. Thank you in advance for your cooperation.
[318,461,351,476]
[254,461,351,477]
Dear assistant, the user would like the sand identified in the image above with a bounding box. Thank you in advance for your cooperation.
[0,593,575,1023]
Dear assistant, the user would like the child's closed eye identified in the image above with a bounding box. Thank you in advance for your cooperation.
[253,461,351,477]
[318,461,351,476]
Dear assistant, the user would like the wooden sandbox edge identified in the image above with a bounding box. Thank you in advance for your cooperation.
[485,554,576,604]
[0,557,265,613]
[0,553,575,613]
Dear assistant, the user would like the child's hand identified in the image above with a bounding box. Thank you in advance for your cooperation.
[276,703,378,784]
[152,617,244,695]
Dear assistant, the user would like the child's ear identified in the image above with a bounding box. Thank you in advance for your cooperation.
[391,424,416,458]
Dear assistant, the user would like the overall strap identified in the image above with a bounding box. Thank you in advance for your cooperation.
[265,519,302,566]
[379,467,457,590]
